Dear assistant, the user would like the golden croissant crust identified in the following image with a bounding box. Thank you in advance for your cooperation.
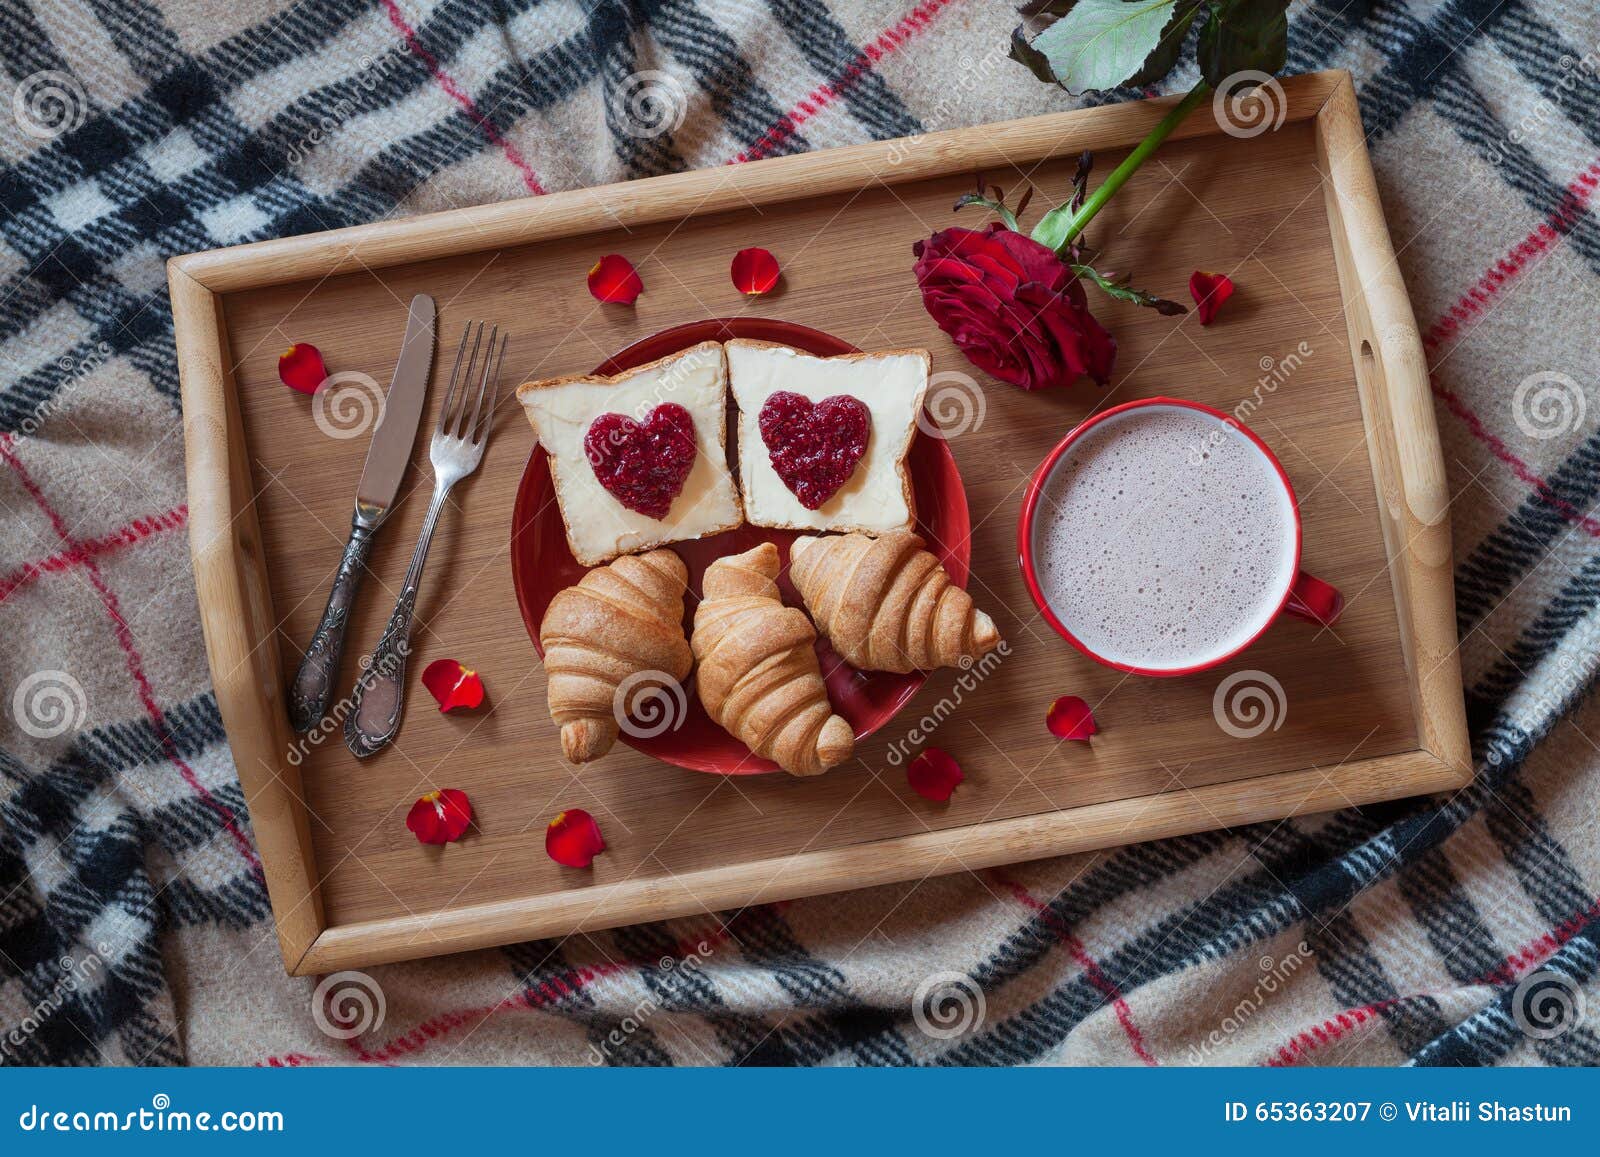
[691,542,853,777]
[539,549,693,763]
[789,530,1001,673]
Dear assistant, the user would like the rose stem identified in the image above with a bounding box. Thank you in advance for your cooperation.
[1051,80,1211,251]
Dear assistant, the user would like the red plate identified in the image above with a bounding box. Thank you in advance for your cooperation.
[511,318,971,774]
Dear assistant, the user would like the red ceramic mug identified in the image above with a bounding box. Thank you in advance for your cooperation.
[1017,397,1343,677]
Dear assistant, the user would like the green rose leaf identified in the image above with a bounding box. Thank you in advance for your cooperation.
[1125,0,1205,86]
[1071,264,1188,314]
[1012,0,1196,95]
[1196,0,1290,86]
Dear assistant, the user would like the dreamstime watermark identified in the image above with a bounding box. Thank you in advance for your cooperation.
[1512,370,1586,441]
[587,940,715,1063]
[613,668,689,740]
[11,670,88,740]
[1212,669,1286,739]
[1212,71,1287,139]
[312,370,386,440]
[611,70,688,140]
[1187,340,1314,465]
[1489,649,1588,766]
[1487,49,1600,165]
[916,370,987,440]
[12,341,113,443]
[311,971,386,1040]
[1510,970,1585,1041]
[911,970,985,1039]
[567,352,708,461]
[286,639,409,766]
[884,641,1011,767]
[1,944,111,1060]
[17,1095,283,1133]
[1185,940,1314,1063]
[12,70,88,139]
[885,45,1009,164]
[284,40,409,164]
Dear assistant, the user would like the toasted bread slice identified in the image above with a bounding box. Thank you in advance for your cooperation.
[725,339,928,534]
[517,341,742,567]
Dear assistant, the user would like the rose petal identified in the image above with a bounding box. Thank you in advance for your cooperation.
[906,748,964,802]
[1189,271,1235,326]
[420,658,486,713]
[547,809,606,868]
[278,343,327,395]
[1046,695,1097,741]
[588,254,643,304]
[406,788,473,844]
[730,247,781,295]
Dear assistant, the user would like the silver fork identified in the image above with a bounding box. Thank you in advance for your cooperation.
[345,322,508,758]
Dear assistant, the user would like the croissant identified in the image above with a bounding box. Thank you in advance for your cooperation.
[789,531,1001,673]
[692,542,853,777]
[539,549,693,763]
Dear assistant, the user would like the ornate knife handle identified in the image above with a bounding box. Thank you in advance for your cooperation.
[343,586,418,758]
[288,509,379,733]
[344,487,448,758]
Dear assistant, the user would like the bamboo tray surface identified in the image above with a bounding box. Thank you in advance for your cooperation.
[172,71,1470,974]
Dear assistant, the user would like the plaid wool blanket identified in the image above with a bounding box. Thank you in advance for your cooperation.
[2,0,1598,1067]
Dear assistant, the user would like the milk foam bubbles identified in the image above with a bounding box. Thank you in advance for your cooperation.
[1032,404,1297,671]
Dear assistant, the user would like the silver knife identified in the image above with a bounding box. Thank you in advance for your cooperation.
[287,293,436,733]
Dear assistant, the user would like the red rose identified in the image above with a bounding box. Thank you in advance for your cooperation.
[912,225,1115,390]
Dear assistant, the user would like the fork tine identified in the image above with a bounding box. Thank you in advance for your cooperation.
[473,331,508,445]
[451,322,486,438]
[463,326,501,446]
[436,322,475,436]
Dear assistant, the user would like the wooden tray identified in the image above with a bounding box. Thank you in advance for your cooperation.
[171,70,1470,975]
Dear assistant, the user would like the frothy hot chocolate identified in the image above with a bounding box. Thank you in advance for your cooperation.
[1031,404,1297,671]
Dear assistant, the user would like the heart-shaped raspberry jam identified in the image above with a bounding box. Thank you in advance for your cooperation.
[758,391,870,510]
[584,404,697,521]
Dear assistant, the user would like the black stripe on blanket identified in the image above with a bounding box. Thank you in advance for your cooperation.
[1252,822,1453,1060]
[1355,0,1512,143]
[638,0,813,159]
[587,0,692,179]
[1413,918,1599,1065]
[611,919,800,1065]
[763,0,922,142]
[1453,435,1600,636]
[1489,4,1600,151]
[724,905,916,1066]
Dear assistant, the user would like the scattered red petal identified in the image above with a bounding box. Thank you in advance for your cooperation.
[406,788,473,844]
[546,809,606,868]
[1189,271,1235,326]
[587,254,643,304]
[278,343,327,394]
[420,659,485,713]
[907,748,964,802]
[730,247,781,296]
[1046,695,1097,741]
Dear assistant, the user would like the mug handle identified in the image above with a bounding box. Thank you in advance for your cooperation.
[1283,570,1343,627]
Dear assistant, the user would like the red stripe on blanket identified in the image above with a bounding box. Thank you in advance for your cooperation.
[1265,895,1600,1065]
[268,914,761,1066]
[1424,156,1600,353]
[728,0,961,165]
[1430,374,1600,538]
[990,871,1158,1065]
[1422,156,1600,538]
[1475,896,1600,987]
[0,436,261,878]
[1267,999,1402,1066]
[344,962,627,1064]
[380,0,547,196]
[0,504,187,604]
